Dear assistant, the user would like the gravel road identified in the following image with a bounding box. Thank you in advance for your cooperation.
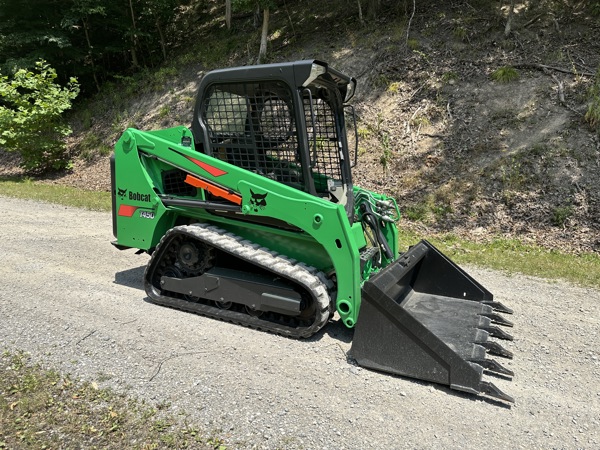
[1,196,599,449]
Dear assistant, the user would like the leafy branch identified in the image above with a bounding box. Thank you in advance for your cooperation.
[0,61,79,173]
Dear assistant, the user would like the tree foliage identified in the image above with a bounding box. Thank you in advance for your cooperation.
[0,61,80,173]
[1,0,597,99]
[0,0,485,92]
[0,0,177,95]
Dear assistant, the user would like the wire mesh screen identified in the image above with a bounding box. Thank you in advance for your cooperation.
[202,81,303,188]
[302,93,342,189]
[162,169,197,197]
[201,81,343,193]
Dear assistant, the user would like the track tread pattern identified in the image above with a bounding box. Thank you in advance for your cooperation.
[144,223,332,338]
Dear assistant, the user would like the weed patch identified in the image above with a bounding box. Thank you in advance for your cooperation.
[0,350,216,449]
[441,71,458,84]
[491,66,519,83]
[551,205,573,227]
[379,132,393,173]
[159,105,171,119]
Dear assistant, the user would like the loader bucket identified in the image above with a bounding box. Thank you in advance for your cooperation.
[350,240,515,402]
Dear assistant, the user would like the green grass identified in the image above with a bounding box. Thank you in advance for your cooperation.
[0,350,216,449]
[0,177,111,211]
[398,229,600,288]
[490,66,519,83]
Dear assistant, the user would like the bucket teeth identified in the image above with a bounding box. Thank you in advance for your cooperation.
[480,312,514,327]
[482,301,513,314]
[478,341,513,359]
[480,381,515,403]
[481,325,513,341]
[471,358,514,377]
[353,239,517,403]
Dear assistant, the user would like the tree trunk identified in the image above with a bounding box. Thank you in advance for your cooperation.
[226,0,232,29]
[504,0,516,37]
[258,7,269,64]
[82,17,100,92]
[128,0,139,67]
[156,19,167,61]
[357,0,364,26]
[406,0,415,46]
[254,4,261,28]
[367,0,380,20]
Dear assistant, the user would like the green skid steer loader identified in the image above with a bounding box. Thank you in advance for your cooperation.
[111,60,514,402]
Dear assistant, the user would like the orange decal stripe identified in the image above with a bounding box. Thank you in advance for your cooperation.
[184,175,242,205]
[118,204,138,217]
[186,156,228,177]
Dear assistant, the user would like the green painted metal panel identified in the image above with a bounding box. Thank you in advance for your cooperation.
[113,125,399,328]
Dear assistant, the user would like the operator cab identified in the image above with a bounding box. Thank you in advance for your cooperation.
[191,60,356,216]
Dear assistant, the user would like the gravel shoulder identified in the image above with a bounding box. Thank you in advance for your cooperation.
[1,196,599,449]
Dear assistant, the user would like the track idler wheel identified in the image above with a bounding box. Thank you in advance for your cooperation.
[177,240,214,274]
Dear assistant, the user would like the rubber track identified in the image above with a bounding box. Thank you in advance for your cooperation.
[144,223,333,338]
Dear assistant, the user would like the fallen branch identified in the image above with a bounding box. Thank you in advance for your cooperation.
[400,81,427,104]
[523,13,545,28]
[76,330,97,345]
[119,318,137,325]
[563,103,585,117]
[547,74,585,116]
[405,105,423,135]
[515,63,594,77]
[148,351,211,382]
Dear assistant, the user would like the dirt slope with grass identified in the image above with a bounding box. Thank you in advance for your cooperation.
[1,1,599,254]
[1,196,600,449]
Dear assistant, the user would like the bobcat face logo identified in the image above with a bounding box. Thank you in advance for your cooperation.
[117,188,127,199]
[250,189,268,212]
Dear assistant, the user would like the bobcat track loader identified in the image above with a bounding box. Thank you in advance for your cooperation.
[111,60,514,402]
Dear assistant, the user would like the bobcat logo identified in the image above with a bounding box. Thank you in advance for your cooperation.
[250,189,268,212]
[117,188,127,199]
